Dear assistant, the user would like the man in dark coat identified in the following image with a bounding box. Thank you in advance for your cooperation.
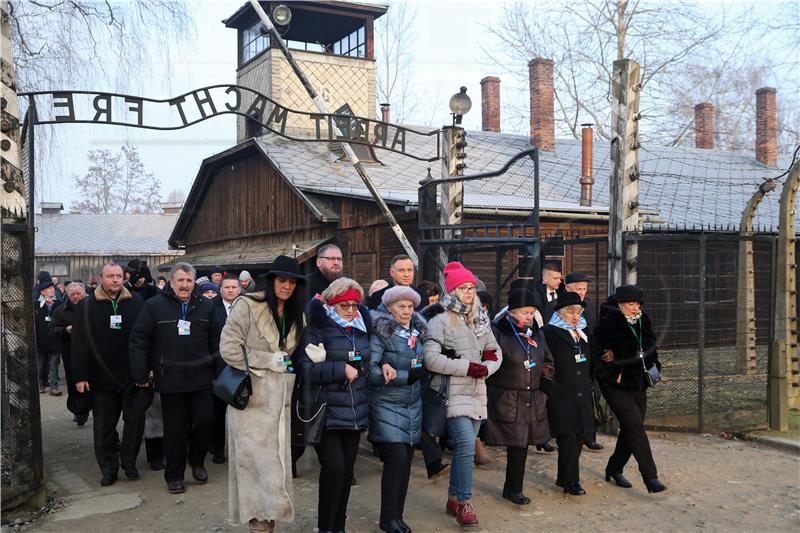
[129,262,222,494]
[367,254,427,311]
[35,278,63,395]
[72,264,146,486]
[49,281,88,424]
[305,243,345,301]
[125,259,160,301]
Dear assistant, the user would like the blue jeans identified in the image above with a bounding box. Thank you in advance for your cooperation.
[446,416,480,501]
[37,351,61,388]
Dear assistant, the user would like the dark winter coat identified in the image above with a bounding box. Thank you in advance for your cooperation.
[484,313,553,447]
[367,310,427,445]
[131,282,160,301]
[49,298,80,359]
[592,297,661,391]
[296,298,372,431]
[129,284,223,393]
[35,299,63,354]
[304,268,334,302]
[542,324,595,437]
[71,286,145,392]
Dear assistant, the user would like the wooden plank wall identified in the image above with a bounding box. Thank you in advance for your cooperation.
[35,254,180,284]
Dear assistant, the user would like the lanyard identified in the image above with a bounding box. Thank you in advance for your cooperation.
[110,299,119,315]
[338,325,356,350]
[627,320,643,351]
[181,302,188,321]
[506,317,531,356]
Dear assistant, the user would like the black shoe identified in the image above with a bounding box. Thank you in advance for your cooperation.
[605,470,632,488]
[380,519,406,533]
[502,490,531,505]
[100,472,117,486]
[166,480,185,494]
[149,460,164,471]
[563,483,586,495]
[536,442,556,453]
[191,466,208,484]
[645,478,667,493]
[426,461,450,479]
[212,452,226,464]
[397,518,412,533]
[584,441,604,451]
[75,413,89,426]
[122,465,140,480]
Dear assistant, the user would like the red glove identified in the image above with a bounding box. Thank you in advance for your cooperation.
[482,349,498,362]
[467,362,489,379]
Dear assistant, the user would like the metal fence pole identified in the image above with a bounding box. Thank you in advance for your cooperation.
[698,233,707,432]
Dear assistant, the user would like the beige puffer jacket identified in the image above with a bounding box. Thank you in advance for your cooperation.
[422,304,502,420]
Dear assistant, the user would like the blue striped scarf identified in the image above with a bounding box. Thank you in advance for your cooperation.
[323,303,367,333]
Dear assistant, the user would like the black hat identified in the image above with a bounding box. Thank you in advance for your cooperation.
[37,279,54,292]
[210,265,224,275]
[553,291,586,311]
[267,255,305,282]
[125,385,154,414]
[565,272,592,285]
[510,278,535,291]
[124,259,143,273]
[507,288,542,310]
[37,270,52,282]
[67,390,94,416]
[614,284,644,304]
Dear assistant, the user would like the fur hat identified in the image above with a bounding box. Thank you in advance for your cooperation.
[614,284,644,303]
[508,288,541,310]
[368,279,389,297]
[443,262,478,293]
[565,272,592,285]
[553,291,586,311]
[381,285,421,308]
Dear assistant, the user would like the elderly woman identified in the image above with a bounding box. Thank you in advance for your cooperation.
[592,285,666,493]
[541,291,595,496]
[297,277,372,533]
[219,256,306,533]
[369,286,427,533]
[484,288,555,505]
[422,262,502,527]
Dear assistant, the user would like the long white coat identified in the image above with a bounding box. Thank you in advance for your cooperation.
[219,293,300,525]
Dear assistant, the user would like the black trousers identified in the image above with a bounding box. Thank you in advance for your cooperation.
[93,390,145,474]
[375,442,414,525]
[554,433,583,486]
[160,389,213,482]
[601,384,658,480]
[420,431,443,468]
[314,429,361,531]
[209,396,227,456]
[145,437,163,464]
[505,446,529,494]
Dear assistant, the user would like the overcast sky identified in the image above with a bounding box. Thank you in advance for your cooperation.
[32,0,793,211]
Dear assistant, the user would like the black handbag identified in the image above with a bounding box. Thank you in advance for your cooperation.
[640,351,661,388]
[291,382,326,447]
[213,348,252,410]
[421,374,450,437]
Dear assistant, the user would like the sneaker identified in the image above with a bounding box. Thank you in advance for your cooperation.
[446,497,458,516]
[49,387,62,396]
[456,499,478,527]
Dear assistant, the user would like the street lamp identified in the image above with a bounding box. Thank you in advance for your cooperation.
[272,4,292,26]
[449,86,471,126]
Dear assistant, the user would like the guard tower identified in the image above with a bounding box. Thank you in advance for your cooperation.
[224,1,387,141]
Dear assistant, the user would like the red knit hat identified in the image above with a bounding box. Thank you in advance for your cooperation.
[444,262,478,293]
[326,287,362,306]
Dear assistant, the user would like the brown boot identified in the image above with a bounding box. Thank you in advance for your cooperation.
[248,518,275,533]
[474,438,492,465]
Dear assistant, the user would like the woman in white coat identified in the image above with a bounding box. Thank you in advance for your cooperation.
[219,256,305,533]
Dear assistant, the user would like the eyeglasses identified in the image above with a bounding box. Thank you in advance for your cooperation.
[319,256,343,262]
[460,286,477,293]
[336,303,359,311]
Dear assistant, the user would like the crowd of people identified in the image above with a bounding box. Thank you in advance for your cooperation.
[34,244,667,533]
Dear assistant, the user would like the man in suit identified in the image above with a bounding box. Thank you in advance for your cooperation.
[536,262,563,326]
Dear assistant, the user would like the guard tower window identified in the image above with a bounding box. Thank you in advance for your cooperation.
[332,27,366,58]
[243,20,269,62]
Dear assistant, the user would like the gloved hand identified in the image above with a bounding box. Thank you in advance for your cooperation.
[408,367,425,385]
[467,362,489,379]
[482,349,498,362]
[306,342,326,363]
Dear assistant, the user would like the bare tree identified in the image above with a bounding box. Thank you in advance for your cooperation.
[482,0,796,151]
[72,143,161,214]
[374,2,419,123]
[165,188,186,203]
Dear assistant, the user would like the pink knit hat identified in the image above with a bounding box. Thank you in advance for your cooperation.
[444,262,478,293]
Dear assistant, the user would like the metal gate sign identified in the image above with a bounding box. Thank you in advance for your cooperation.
[21,85,440,161]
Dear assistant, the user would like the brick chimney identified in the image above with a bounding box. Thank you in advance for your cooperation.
[480,76,501,133]
[380,103,390,123]
[755,87,777,166]
[580,124,594,206]
[694,102,714,149]
[529,58,554,152]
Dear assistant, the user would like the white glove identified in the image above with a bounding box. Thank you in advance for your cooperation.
[306,343,326,363]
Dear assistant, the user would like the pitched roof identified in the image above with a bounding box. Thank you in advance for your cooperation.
[255,128,795,230]
[35,213,178,255]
